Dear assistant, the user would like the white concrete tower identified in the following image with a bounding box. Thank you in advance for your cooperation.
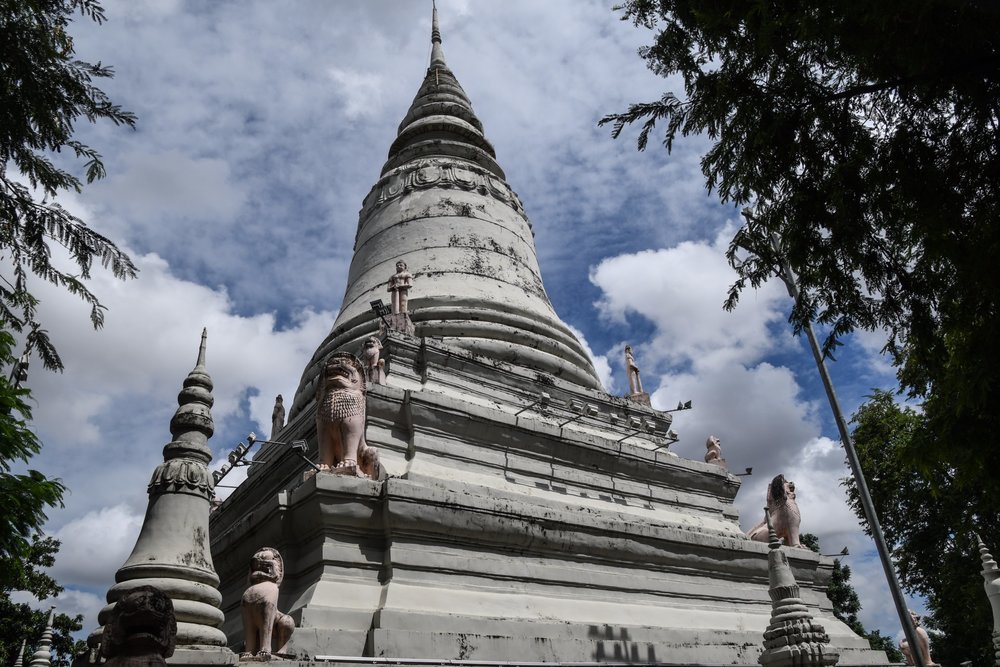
[289,2,601,419]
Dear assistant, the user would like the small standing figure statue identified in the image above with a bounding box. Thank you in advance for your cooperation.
[704,435,727,468]
[388,260,413,315]
[624,345,651,405]
[625,345,642,394]
[361,336,386,385]
[271,395,285,439]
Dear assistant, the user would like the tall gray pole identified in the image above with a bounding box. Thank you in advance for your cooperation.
[770,234,926,667]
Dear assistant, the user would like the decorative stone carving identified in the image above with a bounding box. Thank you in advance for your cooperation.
[101,586,177,667]
[361,337,386,385]
[899,610,937,666]
[388,261,414,315]
[146,459,214,498]
[240,548,294,661]
[976,533,1000,666]
[316,353,380,479]
[758,510,839,667]
[270,395,285,438]
[704,435,726,468]
[747,475,804,548]
[361,157,527,220]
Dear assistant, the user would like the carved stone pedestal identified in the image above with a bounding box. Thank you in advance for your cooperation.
[627,391,651,406]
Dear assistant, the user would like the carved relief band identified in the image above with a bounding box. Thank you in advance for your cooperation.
[361,158,527,219]
[147,459,214,498]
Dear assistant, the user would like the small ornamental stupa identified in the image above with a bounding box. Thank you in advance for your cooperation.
[759,510,839,667]
[96,331,235,665]
[27,609,54,667]
[976,533,1000,666]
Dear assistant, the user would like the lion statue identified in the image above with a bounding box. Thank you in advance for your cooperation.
[746,474,804,547]
[241,547,294,660]
[316,352,380,479]
[101,585,176,667]
[360,336,385,385]
[900,609,938,666]
[704,435,724,466]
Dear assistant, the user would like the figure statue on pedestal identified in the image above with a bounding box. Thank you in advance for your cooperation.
[388,260,413,315]
[746,474,804,548]
[240,548,294,661]
[624,345,642,394]
[361,337,386,385]
[623,345,651,405]
[704,435,726,467]
[315,353,380,479]
[270,395,285,438]
[899,610,938,666]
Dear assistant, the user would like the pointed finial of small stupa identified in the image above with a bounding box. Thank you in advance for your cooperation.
[28,608,55,667]
[168,327,214,451]
[758,509,838,667]
[13,638,27,667]
[430,0,446,66]
[974,533,1000,666]
[96,329,234,664]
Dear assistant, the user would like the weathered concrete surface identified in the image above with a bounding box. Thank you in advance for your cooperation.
[211,335,887,665]
[209,13,889,665]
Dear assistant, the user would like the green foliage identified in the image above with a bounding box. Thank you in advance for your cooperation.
[0,534,87,667]
[602,0,1000,504]
[1,0,137,371]
[1,329,64,562]
[800,532,903,662]
[846,391,996,667]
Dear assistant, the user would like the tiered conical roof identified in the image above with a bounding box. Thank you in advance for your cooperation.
[290,4,602,417]
[382,2,502,179]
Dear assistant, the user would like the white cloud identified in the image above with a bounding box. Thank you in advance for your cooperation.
[566,324,612,392]
[590,227,790,372]
[49,505,144,588]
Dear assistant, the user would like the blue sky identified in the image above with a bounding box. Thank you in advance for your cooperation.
[11,0,921,644]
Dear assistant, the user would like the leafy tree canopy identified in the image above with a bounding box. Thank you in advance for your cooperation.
[602,0,1000,501]
[845,391,996,667]
[2,3,135,660]
[1,330,63,562]
[0,534,86,667]
[1,0,137,370]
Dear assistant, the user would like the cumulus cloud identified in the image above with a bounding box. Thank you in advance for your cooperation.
[49,505,144,588]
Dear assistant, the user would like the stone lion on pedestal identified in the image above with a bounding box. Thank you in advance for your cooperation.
[746,474,804,548]
[316,352,380,479]
[241,547,294,660]
[101,585,176,667]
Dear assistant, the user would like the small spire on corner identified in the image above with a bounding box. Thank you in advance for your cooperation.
[430,0,446,66]
[196,327,208,368]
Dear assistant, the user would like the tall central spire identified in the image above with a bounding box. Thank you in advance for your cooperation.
[430,0,444,65]
[382,2,501,178]
[290,3,602,417]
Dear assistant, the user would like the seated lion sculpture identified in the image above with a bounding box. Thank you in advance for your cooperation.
[746,474,805,548]
[101,585,176,667]
[316,352,380,479]
[900,609,938,666]
[241,547,294,660]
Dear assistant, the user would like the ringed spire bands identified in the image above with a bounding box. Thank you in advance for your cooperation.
[290,4,602,417]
